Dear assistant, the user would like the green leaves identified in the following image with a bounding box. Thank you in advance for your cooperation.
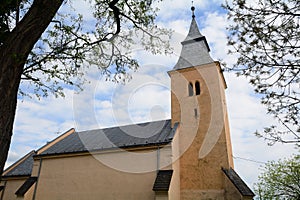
[255,155,300,199]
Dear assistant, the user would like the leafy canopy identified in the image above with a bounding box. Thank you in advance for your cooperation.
[223,0,300,145]
[0,0,172,98]
[255,154,300,199]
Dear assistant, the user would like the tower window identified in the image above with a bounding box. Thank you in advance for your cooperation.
[195,81,200,95]
[188,82,193,96]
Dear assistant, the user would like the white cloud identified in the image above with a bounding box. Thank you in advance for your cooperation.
[59,0,95,22]
[225,72,298,187]
[153,0,217,21]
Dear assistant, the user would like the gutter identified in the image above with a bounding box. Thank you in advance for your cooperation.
[34,141,172,159]
[1,175,31,180]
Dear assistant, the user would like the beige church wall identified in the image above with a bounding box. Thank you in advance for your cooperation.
[156,145,173,171]
[169,127,180,200]
[179,126,231,193]
[169,62,235,199]
[33,146,173,200]
[88,145,173,173]
[214,63,235,169]
[0,178,25,200]
[223,109,234,168]
[181,189,225,200]
[0,178,35,200]
[155,192,169,200]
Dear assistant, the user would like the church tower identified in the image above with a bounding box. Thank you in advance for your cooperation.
[168,7,253,199]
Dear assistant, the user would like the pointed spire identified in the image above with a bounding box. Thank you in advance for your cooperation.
[191,2,195,18]
[173,7,213,70]
[183,17,203,42]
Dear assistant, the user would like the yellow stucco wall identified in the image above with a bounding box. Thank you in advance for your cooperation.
[155,192,169,200]
[0,178,35,200]
[33,146,172,200]
[169,126,180,200]
[169,62,235,199]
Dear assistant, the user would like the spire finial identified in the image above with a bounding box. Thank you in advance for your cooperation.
[191,1,195,18]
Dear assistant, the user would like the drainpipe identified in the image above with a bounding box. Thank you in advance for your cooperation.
[32,158,42,200]
[156,146,160,172]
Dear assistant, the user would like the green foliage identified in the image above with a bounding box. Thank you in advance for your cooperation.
[255,154,300,199]
[0,0,172,99]
[223,0,300,145]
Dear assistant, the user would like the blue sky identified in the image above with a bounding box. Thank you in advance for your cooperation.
[7,0,298,189]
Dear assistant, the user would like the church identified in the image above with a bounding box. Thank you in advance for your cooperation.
[0,7,254,200]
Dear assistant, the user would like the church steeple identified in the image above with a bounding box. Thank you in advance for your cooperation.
[173,7,213,70]
[168,6,238,199]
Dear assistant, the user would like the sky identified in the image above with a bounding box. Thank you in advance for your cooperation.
[6,0,298,191]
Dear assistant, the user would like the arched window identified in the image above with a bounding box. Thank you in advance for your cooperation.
[188,82,193,96]
[195,81,200,95]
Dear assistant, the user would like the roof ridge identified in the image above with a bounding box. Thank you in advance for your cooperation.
[77,119,171,133]
[37,128,75,154]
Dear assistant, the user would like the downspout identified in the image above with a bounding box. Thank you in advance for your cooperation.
[32,158,42,200]
[156,146,160,172]
[155,146,161,200]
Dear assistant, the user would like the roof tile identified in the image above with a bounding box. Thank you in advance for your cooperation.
[15,177,37,196]
[40,119,173,155]
[153,170,173,191]
[173,18,213,70]
[3,151,36,177]
[222,168,255,197]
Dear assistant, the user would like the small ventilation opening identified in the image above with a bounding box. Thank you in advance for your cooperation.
[194,108,198,118]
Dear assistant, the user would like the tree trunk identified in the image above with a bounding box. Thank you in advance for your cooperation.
[0,0,64,176]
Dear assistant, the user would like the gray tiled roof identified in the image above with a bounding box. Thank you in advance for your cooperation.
[153,170,173,191]
[15,177,37,196]
[183,17,204,42]
[173,18,214,70]
[40,119,174,155]
[222,168,255,197]
[3,151,36,177]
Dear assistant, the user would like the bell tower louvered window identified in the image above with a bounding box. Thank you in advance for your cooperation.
[195,81,200,95]
[188,82,194,96]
